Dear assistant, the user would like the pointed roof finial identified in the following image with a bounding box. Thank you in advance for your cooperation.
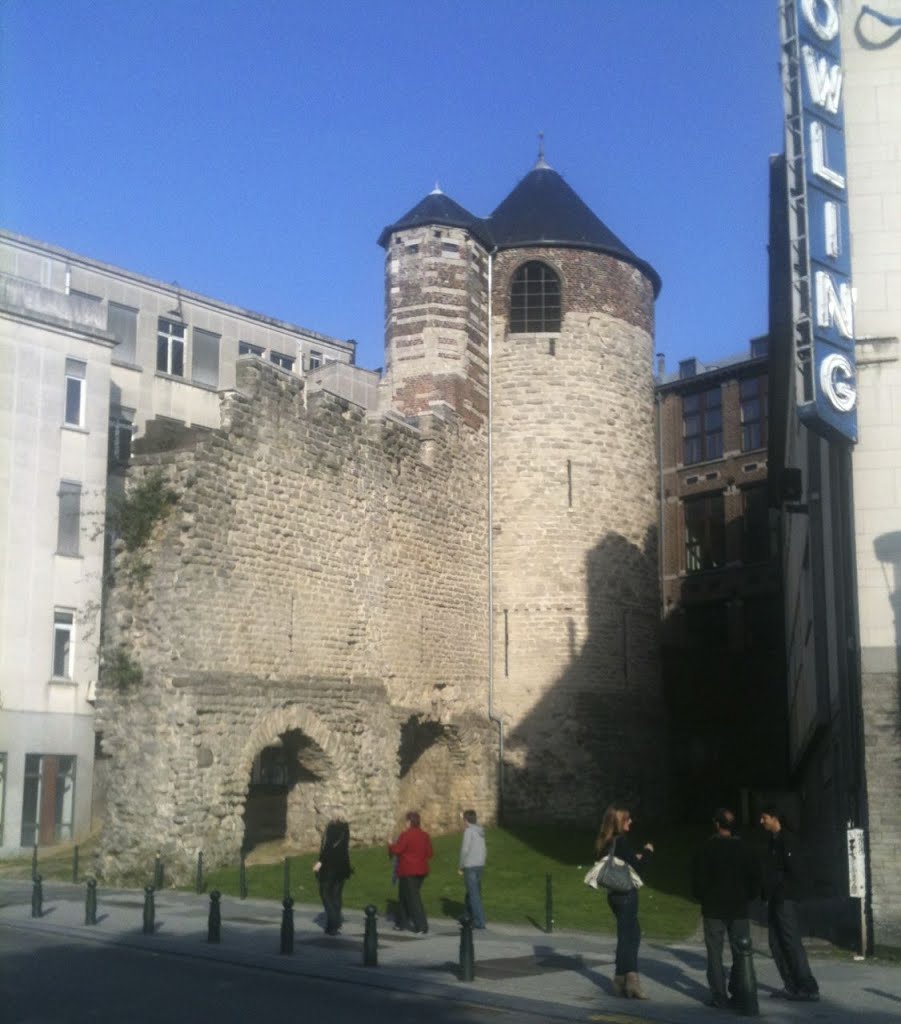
[431,181,443,195]
[535,131,550,170]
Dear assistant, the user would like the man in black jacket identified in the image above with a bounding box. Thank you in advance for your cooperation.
[760,806,819,1001]
[692,808,762,1009]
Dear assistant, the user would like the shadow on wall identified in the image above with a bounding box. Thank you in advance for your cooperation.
[502,529,667,830]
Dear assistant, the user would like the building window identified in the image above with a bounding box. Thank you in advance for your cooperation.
[740,376,768,451]
[682,386,722,464]
[684,492,725,572]
[108,411,134,469]
[21,754,76,847]
[156,318,185,377]
[270,351,294,372]
[52,610,74,678]
[742,486,770,563]
[308,350,322,370]
[64,358,86,426]
[192,328,220,387]
[108,303,138,363]
[239,341,264,358]
[510,261,561,333]
[57,482,82,556]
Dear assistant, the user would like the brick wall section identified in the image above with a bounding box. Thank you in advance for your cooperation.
[97,360,496,881]
[489,247,666,821]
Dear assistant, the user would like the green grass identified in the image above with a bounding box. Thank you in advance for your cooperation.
[203,823,705,941]
[2,825,705,940]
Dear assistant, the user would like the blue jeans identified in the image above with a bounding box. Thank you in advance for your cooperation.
[607,889,641,975]
[463,866,485,928]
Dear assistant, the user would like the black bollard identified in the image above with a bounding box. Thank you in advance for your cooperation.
[142,885,155,935]
[280,897,294,954]
[732,936,759,1016]
[196,851,204,894]
[85,878,98,925]
[239,851,247,900]
[31,843,38,880]
[31,874,43,918]
[282,856,291,901]
[153,853,164,890]
[545,873,554,934]
[208,890,221,944]
[363,904,378,967]
[72,844,79,883]
[459,913,475,981]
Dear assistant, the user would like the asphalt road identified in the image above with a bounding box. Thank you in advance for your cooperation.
[0,926,581,1024]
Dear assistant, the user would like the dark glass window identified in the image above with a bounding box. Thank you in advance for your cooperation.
[239,341,264,358]
[270,351,294,371]
[682,387,722,464]
[684,492,725,572]
[510,261,561,333]
[156,318,185,376]
[740,375,768,451]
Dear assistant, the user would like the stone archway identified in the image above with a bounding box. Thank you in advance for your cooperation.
[396,715,471,834]
[239,706,354,853]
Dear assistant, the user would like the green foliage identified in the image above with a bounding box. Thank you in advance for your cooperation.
[103,645,143,691]
[203,824,705,940]
[110,471,177,551]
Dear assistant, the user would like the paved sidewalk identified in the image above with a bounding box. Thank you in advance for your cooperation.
[2,880,899,1022]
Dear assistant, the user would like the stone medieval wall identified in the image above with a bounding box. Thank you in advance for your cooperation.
[97,359,496,881]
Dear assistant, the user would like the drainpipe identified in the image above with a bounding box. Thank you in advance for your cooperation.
[486,248,504,815]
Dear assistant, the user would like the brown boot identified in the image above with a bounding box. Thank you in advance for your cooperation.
[625,972,649,999]
[612,975,626,996]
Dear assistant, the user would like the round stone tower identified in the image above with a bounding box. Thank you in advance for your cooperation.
[487,157,665,824]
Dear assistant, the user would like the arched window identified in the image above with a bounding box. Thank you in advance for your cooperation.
[509,261,561,333]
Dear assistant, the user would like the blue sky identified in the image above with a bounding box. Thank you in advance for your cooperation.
[1,0,784,374]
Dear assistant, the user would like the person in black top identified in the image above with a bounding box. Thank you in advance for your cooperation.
[313,809,352,936]
[760,806,819,1001]
[691,808,762,1008]
[595,803,655,1000]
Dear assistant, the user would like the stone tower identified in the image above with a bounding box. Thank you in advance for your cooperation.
[377,187,491,430]
[486,158,665,822]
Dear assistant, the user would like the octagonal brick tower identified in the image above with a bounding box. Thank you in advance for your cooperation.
[488,157,666,823]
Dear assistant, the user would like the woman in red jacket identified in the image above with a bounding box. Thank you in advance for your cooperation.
[388,810,433,933]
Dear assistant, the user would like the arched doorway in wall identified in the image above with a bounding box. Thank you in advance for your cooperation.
[242,728,332,854]
[396,715,469,834]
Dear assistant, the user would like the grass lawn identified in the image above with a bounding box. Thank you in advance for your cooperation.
[3,824,706,940]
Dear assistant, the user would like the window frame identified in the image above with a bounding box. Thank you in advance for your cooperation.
[191,327,220,387]
[52,609,75,679]
[269,350,295,372]
[740,375,768,452]
[509,260,562,334]
[683,491,726,573]
[56,481,82,556]
[239,341,265,358]
[108,302,139,364]
[64,359,86,427]
[682,386,723,465]
[156,317,186,377]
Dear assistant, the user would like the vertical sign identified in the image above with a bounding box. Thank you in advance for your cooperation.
[780,0,857,443]
[846,826,866,897]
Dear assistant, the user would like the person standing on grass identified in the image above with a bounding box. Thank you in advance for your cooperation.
[691,807,761,1008]
[760,806,820,1001]
[458,809,487,928]
[388,810,433,934]
[595,803,654,1000]
[313,809,351,936]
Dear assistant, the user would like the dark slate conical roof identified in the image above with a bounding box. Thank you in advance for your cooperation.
[488,162,661,295]
[377,188,492,249]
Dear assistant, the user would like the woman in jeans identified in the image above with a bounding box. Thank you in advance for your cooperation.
[595,804,654,999]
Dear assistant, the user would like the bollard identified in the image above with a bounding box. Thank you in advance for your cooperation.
[459,913,475,981]
[732,936,759,1016]
[72,844,79,884]
[545,872,554,934]
[283,856,291,901]
[153,853,164,890]
[142,885,155,935]
[31,874,43,918]
[363,904,378,967]
[196,851,204,895]
[280,897,294,954]
[239,851,248,900]
[85,878,98,925]
[31,843,38,880]
[208,890,221,944]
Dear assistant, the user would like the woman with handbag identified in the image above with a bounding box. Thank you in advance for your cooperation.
[595,803,654,999]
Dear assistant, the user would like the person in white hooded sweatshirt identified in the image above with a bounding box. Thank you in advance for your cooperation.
[458,809,487,928]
